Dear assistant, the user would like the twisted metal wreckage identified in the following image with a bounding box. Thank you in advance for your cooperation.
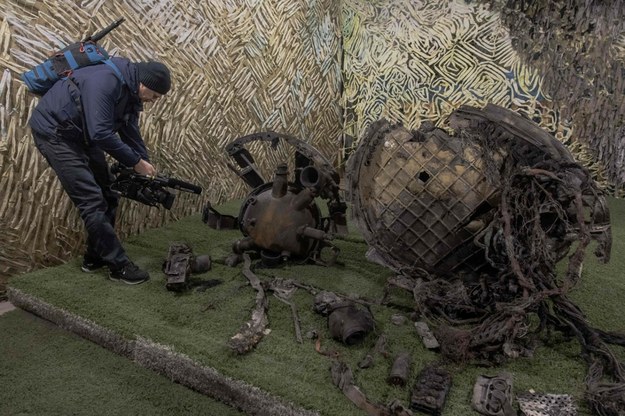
[347,103,620,416]
[199,104,623,416]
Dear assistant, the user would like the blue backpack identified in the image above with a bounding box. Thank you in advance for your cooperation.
[21,18,125,95]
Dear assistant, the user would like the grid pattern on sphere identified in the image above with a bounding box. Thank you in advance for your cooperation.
[368,131,497,272]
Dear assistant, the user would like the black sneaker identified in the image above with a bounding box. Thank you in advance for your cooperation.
[109,262,150,285]
[81,258,106,273]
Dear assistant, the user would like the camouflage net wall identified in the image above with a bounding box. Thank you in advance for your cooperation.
[0,0,343,279]
[488,0,625,197]
[340,0,614,191]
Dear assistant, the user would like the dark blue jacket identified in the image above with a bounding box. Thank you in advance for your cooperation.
[29,57,148,167]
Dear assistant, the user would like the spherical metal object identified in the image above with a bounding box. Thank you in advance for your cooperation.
[346,104,611,278]
[237,179,321,258]
[347,118,501,276]
[221,132,348,266]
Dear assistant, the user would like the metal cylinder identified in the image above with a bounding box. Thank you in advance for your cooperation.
[232,236,256,254]
[387,352,412,386]
[190,255,211,273]
[328,303,375,345]
[271,163,288,198]
[291,187,315,211]
[300,165,322,188]
[298,226,327,241]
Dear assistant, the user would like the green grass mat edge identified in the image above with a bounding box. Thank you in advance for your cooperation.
[8,287,318,416]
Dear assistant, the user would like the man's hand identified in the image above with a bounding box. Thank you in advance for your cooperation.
[134,159,156,176]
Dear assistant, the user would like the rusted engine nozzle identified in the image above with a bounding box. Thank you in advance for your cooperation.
[328,302,375,345]
[300,165,332,192]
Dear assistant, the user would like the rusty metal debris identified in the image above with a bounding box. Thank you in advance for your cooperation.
[313,291,342,314]
[347,103,621,413]
[471,372,515,416]
[387,352,412,387]
[517,392,577,416]
[327,303,375,345]
[414,321,439,350]
[228,253,269,354]
[201,202,238,230]
[390,314,408,325]
[313,292,375,345]
[410,364,452,416]
[162,242,211,292]
[331,360,413,416]
[358,334,388,369]
[270,278,303,344]
[205,132,347,267]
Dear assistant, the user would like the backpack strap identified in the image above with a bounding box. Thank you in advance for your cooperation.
[103,59,126,86]
[65,77,89,146]
[66,59,127,146]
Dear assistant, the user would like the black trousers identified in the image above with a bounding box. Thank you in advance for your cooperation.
[32,130,129,269]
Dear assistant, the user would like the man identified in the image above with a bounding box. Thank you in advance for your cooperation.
[29,57,171,284]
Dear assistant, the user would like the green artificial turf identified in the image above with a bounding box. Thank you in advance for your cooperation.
[8,198,625,416]
[0,308,244,416]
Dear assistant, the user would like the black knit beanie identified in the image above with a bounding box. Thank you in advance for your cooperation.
[136,61,171,95]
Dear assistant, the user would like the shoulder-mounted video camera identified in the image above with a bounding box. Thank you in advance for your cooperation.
[110,163,202,209]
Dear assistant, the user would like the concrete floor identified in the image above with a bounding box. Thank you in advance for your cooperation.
[0,301,16,316]
[0,307,245,416]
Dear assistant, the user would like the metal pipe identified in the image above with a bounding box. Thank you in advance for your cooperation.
[291,187,315,211]
[271,163,288,198]
[300,165,320,187]
[232,236,256,254]
[388,352,412,386]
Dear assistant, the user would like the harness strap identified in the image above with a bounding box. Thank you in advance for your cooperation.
[64,60,127,146]
[66,77,89,146]
[103,60,126,85]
